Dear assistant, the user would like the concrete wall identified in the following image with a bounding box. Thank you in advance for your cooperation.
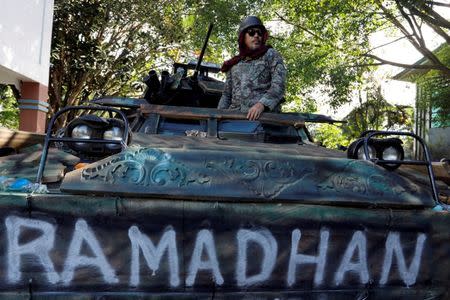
[0,0,54,88]
[428,127,450,160]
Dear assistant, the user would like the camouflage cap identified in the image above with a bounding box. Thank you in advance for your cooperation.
[238,16,267,35]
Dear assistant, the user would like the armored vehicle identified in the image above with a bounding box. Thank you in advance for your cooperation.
[0,26,449,299]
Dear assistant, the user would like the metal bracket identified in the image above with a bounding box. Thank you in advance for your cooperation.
[207,117,218,138]
[141,113,160,134]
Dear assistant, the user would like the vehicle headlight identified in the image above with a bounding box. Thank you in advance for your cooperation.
[64,114,126,157]
[71,125,92,139]
[380,143,404,170]
[104,126,123,149]
[348,133,405,171]
[357,144,376,160]
[103,126,123,141]
[382,146,401,161]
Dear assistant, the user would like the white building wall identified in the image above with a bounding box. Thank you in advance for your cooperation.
[0,0,54,89]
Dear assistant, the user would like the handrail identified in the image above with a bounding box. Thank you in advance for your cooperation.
[140,104,344,128]
[36,106,130,184]
[363,131,441,206]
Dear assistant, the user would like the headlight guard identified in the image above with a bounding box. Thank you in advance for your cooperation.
[65,114,128,156]
[347,131,404,170]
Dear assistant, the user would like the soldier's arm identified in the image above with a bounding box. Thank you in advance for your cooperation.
[258,51,286,111]
[217,72,232,109]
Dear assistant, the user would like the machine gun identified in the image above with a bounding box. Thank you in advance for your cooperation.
[143,23,224,108]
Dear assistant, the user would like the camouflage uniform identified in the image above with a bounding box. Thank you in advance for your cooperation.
[218,48,286,112]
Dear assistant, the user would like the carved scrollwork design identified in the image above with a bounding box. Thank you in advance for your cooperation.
[81,147,210,187]
[318,160,417,197]
[108,160,146,185]
[236,160,260,180]
[206,158,312,198]
[325,173,368,194]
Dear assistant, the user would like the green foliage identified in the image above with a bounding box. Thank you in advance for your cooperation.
[48,0,447,135]
[416,45,450,127]
[344,86,413,139]
[262,0,381,110]
[418,76,450,127]
[261,0,450,110]
[49,0,262,128]
[313,124,351,149]
[50,0,187,126]
[0,85,19,130]
[314,84,414,149]
[182,0,261,60]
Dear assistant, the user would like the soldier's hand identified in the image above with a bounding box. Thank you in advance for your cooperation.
[247,102,265,120]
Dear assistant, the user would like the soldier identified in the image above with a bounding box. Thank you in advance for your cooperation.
[218,16,286,120]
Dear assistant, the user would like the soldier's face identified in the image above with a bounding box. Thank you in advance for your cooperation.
[244,27,263,50]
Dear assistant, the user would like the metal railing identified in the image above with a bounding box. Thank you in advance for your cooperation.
[362,131,442,206]
[36,106,130,184]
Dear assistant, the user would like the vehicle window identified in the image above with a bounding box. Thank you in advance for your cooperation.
[158,118,206,136]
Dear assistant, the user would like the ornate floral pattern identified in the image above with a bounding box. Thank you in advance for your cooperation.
[318,161,418,197]
[206,158,313,198]
[75,147,424,203]
[81,147,210,187]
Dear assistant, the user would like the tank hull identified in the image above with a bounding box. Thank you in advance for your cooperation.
[0,192,448,299]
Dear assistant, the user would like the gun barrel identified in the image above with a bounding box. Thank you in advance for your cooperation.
[143,70,161,101]
[160,70,170,90]
[144,70,161,91]
[193,23,214,80]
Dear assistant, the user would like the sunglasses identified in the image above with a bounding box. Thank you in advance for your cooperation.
[246,28,263,37]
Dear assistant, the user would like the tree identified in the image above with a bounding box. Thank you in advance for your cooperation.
[415,44,450,127]
[49,0,447,129]
[343,92,413,137]
[313,84,414,150]
[262,0,450,110]
[49,0,262,128]
[418,75,450,127]
[367,0,450,76]
[182,0,262,57]
[0,85,19,130]
[313,124,352,150]
[50,0,186,127]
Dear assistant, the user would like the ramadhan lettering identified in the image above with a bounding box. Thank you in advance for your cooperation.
[4,216,427,289]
